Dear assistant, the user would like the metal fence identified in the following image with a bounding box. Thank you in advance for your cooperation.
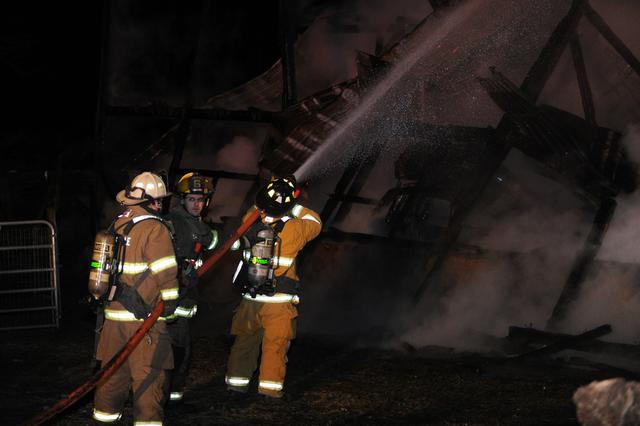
[0,220,60,330]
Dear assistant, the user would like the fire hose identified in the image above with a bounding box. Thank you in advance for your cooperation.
[25,209,261,426]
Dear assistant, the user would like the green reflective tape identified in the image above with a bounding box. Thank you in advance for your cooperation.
[250,257,269,265]
[91,261,102,269]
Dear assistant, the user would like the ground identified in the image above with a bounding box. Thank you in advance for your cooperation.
[3,311,630,426]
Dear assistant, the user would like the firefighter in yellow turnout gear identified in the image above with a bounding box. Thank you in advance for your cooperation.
[225,176,321,398]
[93,172,179,425]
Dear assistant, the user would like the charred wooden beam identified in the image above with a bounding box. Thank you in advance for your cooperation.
[279,0,298,108]
[508,325,640,359]
[92,0,112,232]
[520,0,585,102]
[166,0,209,197]
[508,324,612,360]
[322,227,434,249]
[356,50,391,89]
[326,193,377,205]
[546,197,617,331]
[320,159,361,227]
[583,2,640,79]
[333,147,383,223]
[570,35,597,129]
[428,0,457,10]
[106,105,275,123]
[166,119,192,197]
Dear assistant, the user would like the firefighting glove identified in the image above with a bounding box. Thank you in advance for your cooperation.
[162,299,178,322]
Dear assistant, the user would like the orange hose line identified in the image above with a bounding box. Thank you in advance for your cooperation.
[24,209,260,425]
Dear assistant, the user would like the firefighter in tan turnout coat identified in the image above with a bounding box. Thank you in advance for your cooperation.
[225,176,321,398]
[93,172,179,425]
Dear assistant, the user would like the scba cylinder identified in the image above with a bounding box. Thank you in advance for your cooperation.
[247,228,275,287]
[88,230,115,299]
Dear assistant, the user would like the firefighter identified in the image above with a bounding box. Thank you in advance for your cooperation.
[163,172,218,403]
[225,176,322,399]
[93,172,179,425]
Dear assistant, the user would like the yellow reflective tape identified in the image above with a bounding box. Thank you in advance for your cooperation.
[93,409,122,422]
[104,308,172,322]
[226,376,250,386]
[243,293,299,304]
[243,250,251,261]
[170,392,183,401]
[259,380,283,391]
[161,287,179,300]
[121,262,149,274]
[231,239,241,251]
[104,309,138,321]
[206,230,219,250]
[274,256,295,267]
[149,256,177,273]
[175,305,197,318]
[134,422,163,426]
[291,204,303,217]
[301,214,321,224]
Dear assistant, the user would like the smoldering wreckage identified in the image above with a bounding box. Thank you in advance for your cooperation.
[3,0,640,424]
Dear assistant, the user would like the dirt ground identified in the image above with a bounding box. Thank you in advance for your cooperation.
[3,309,632,426]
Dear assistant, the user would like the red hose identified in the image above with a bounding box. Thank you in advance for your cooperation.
[24,301,165,426]
[24,209,260,426]
[196,209,260,277]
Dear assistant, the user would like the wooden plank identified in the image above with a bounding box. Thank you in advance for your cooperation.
[546,197,617,330]
[583,2,640,79]
[570,36,597,129]
[508,324,612,360]
[520,0,585,102]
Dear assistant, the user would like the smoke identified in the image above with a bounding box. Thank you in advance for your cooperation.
[295,0,487,183]
[297,0,640,353]
[560,126,640,343]
[388,150,592,350]
[294,0,432,99]
[295,0,572,183]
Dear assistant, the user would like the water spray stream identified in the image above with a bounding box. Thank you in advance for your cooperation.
[294,1,484,184]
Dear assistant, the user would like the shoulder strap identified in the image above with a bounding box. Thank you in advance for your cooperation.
[272,219,286,234]
[114,215,167,290]
[114,214,165,236]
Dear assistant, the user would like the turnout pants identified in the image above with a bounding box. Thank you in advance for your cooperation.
[93,319,173,424]
[225,298,298,398]
[166,316,192,402]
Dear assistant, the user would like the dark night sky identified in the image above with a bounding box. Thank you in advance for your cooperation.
[0,2,282,171]
[0,3,101,131]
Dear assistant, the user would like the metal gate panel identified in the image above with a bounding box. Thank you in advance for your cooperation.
[0,220,60,330]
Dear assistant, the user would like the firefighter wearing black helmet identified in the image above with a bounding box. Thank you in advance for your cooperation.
[163,172,218,403]
[225,176,321,399]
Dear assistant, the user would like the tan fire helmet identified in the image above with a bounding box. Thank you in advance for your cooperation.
[116,172,172,206]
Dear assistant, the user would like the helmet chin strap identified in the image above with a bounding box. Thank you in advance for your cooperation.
[141,202,160,215]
